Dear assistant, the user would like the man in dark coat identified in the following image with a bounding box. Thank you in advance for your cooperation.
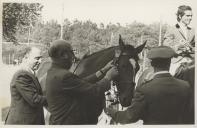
[174,61,194,124]
[105,46,191,124]
[46,40,118,125]
[5,47,47,125]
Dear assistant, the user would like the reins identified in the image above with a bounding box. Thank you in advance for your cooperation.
[105,49,137,106]
[172,51,194,64]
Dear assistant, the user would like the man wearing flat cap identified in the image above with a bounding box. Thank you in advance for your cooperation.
[45,40,118,124]
[105,46,191,124]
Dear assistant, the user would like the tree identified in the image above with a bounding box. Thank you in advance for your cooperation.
[3,3,43,43]
[32,20,61,46]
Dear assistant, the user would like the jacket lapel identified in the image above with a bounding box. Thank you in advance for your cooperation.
[187,27,194,43]
[26,71,42,93]
[176,24,187,40]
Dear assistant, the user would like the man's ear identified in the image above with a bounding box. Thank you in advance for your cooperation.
[178,15,182,21]
[24,52,30,60]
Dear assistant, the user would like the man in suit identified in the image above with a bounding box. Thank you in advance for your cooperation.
[174,61,194,124]
[105,46,191,124]
[46,40,118,125]
[5,47,47,125]
[163,5,195,53]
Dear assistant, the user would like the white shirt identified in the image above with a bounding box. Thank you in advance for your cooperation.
[153,71,169,77]
[20,64,35,75]
[144,71,170,81]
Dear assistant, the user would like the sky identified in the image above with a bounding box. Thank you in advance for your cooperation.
[40,0,197,27]
[1,0,197,26]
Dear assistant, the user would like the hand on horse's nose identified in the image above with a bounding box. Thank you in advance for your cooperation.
[105,67,119,80]
[121,97,131,107]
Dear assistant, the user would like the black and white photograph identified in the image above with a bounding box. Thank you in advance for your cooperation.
[0,0,196,126]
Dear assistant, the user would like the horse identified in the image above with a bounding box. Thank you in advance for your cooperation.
[37,35,146,124]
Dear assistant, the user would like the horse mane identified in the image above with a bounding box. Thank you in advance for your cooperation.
[82,46,116,59]
[82,44,138,60]
[73,44,139,77]
[72,46,116,75]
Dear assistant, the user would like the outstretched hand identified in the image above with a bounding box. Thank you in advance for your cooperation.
[101,60,114,73]
[105,66,119,81]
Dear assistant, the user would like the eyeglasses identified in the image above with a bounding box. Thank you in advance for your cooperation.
[34,56,42,60]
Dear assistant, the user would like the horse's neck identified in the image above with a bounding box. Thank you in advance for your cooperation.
[74,47,116,77]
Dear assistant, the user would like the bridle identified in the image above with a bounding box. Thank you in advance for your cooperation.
[105,48,137,106]
[172,50,194,64]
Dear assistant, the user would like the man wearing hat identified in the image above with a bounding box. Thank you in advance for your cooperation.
[45,40,118,124]
[105,46,191,124]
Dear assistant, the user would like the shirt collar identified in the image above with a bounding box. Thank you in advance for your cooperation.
[177,22,190,29]
[20,64,35,75]
[178,22,186,29]
[153,71,169,77]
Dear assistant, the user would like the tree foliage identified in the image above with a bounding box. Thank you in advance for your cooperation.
[31,20,61,46]
[3,3,43,43]
[3,15,169,63]
[23,19,168,57]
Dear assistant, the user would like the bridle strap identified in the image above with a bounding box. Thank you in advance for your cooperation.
[118,81,136,85]
[106,50,136,105]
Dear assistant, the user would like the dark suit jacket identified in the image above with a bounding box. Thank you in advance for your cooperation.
[108,73,191,124]
[46,63,110,125]
[174,65,195,124]
[5,69,47,125]
[163,24,195,51]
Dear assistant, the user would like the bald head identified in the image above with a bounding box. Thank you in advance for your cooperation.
[22,47,42,71]
[48,40,75,69]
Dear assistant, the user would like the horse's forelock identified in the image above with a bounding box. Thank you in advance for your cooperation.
[123,45,140,61]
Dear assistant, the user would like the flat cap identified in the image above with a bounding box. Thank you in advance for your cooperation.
[147,46,176,59]
[48,40,73,58]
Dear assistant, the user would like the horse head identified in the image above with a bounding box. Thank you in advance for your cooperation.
[113,35,146,107]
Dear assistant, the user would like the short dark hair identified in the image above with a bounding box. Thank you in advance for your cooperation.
[176,5,192,22]
[48,40,74,59]
[151,58,171,70]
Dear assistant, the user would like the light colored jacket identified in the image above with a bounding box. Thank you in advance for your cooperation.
[163,24,195,52]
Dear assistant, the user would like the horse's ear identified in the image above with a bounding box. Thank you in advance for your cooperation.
[119,34,125,49]
[135,40,147,54]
